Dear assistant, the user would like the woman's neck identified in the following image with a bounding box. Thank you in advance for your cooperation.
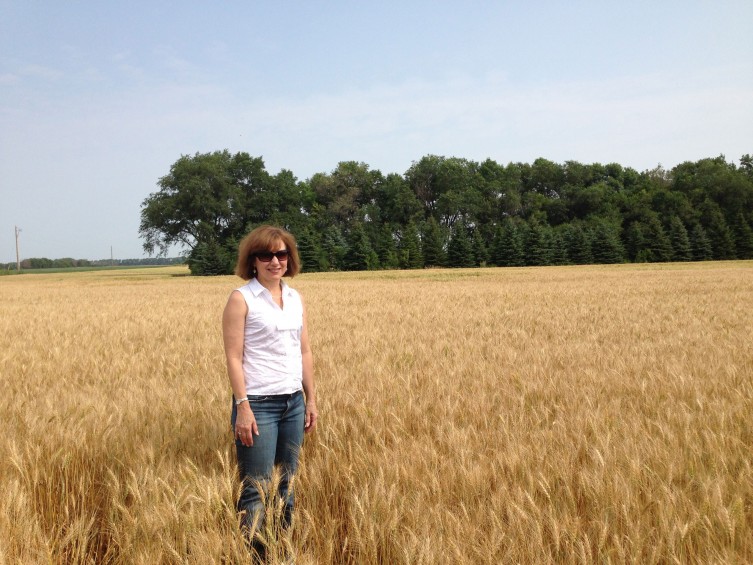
[257,278,282,294]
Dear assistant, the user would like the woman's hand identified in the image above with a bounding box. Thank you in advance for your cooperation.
[235,403,259,446]
[304,400,318,433]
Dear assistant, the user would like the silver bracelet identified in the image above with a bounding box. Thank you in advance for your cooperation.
[235,397,249,406]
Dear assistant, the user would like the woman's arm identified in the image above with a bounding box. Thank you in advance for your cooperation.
[300,298,318,432]
[222,290,258,446]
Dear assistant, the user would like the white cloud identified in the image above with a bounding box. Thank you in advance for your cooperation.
[20,64,64,81]
[0,73,19,85]
[215,65,752,173]
[5,60,751,178]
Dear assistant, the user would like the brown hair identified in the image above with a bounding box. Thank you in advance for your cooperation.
[234,225,301,280]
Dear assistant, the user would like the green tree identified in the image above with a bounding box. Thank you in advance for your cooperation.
[310,161,382,228]
[740,154,753,180]
[525,220,551,266]
[405,155,445,214]
[642,215,673,263]
[623,222,646,262]
[29,258,54,268]
[375,224,400,269]
[544,198,569,226]
[489,225,505,266]
[321,225,348,270]
[651,189,694,227]
[689,224,713,261]
[405,155,484,226]
[140,151,273,274]
[731,211,753,259]
[668,216,692,262]
[569,182,612,220]
[479,160,523,219]
[549,229,569,265]
[447,223,474,267]
[471,228,490,266]
[53,258,75,268]
[492,218,525,266]
[266,169,313,231]
[374,174,422,226]
[398,222,423,269]
[296,228,325,272]
[421,217,447,267]
[563,224,592,265]
[590,221,624,264]
[526,158,565,197]
[344,223,379,271]
[699,199,736,259]
[187,237,234,276]
[672,156,753,222]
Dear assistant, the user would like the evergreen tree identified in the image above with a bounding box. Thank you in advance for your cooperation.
[421,217,447,267]
[471,227,490,266]
[490,225,505,266]
[689,224,713,261]
[321,225,348,270]
[187,238,234,275]
[344,223,379,270]
[699,199,736,259]
[525,221,551,266]
[517,222,532,263]
[375,224,400,269]
[564,224,592,265]
[623,222,646,262]
[642,215,673,262]
[591,222,624,264]
[668,216,692,262]
[447,223,474,267]
[296,228,325,272]
[398,222,423,269]
[493,218,525,266]
[731,212,753,259]
[550,229,569,265]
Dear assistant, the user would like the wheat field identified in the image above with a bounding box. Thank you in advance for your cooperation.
[0,262,751,564]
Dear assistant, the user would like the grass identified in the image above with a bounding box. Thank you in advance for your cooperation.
[1,262,751,563]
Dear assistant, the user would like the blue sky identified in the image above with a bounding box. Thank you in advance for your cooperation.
[1,1,752,262]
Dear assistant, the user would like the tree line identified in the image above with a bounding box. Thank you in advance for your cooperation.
[3,257,184,271]
[139,151,753,275]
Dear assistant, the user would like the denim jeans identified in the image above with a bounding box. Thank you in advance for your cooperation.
[231,390,305,534]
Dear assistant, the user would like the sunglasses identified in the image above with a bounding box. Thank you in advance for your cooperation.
[255,250,289,262]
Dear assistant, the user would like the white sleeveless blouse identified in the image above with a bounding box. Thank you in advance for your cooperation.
[235,278,303,395]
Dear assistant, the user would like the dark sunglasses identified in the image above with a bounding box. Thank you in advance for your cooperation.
[255,250,289,262]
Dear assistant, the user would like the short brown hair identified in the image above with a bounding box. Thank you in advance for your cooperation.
[234,225,300,280]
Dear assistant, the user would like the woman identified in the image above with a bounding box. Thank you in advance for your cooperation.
[222,225,318,554]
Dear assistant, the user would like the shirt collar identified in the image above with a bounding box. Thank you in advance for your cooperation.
[247,277,291,297]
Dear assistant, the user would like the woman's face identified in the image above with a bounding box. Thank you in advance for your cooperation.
[254,239,288,287]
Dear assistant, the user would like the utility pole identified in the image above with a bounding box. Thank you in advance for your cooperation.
[15,225,21,272]
[111,246,114,267]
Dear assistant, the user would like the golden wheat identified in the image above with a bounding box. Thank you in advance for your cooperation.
[1,262,751,564]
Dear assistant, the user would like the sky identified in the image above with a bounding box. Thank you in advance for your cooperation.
[1,1,752,262]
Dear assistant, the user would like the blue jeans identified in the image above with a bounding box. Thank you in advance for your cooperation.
[231,390,305,533]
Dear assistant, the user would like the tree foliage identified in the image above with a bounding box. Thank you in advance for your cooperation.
[140,151,753,274]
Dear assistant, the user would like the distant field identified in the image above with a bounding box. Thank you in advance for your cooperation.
[1,262,751,564]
